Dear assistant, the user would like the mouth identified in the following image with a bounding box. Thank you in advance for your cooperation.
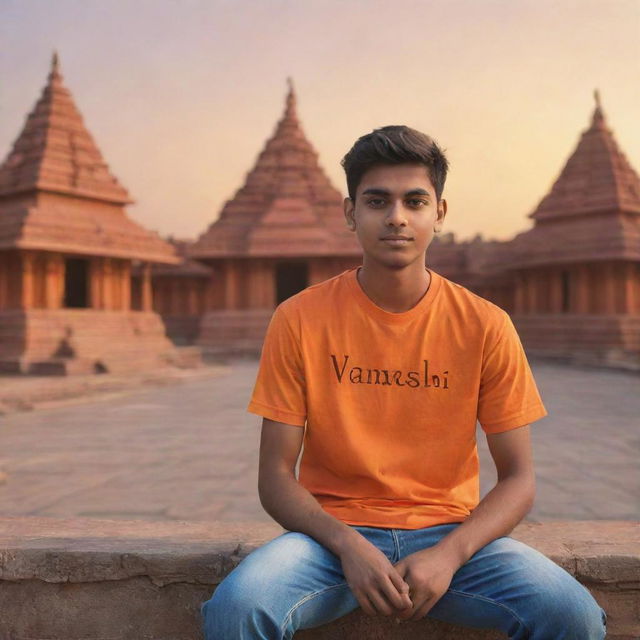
[380,236,413,245]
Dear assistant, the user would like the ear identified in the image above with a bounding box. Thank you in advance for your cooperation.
[434,198,447,233]
[343,197,356,231]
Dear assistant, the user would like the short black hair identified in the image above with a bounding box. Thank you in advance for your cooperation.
[341,125,449,201]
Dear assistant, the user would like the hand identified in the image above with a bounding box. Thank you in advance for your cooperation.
[338,533,413,617]
[393,545,458,621]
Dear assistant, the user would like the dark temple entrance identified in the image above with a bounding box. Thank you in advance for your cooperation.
[64,257,89,308]
[276,262,309,304]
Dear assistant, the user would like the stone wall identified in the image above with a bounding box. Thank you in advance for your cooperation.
[0,517,637,639]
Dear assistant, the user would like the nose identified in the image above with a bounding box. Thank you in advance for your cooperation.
[385,201,408,228]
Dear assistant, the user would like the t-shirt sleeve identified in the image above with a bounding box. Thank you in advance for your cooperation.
[478,312,548,434]
[247,304,307,427]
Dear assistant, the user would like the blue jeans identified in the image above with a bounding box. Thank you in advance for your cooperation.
[200,523,607,639]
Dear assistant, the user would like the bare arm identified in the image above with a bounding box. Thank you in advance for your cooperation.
[395,424,535,620]
[434,423,535,566]
[258,417,412,616]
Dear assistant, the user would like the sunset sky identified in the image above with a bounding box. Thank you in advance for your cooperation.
[1,0,639,243]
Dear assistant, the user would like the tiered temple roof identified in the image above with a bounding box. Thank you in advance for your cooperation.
[531,91,640,222]
[0,53,178,263]
[508,92,640,267]
[190,80,360,259]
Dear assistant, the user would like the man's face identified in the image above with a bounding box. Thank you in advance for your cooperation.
[343,163,447,270]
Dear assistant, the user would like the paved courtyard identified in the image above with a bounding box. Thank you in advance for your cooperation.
[0,358,637,524]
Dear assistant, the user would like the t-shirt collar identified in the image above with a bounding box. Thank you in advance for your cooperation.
[346,265,442,324]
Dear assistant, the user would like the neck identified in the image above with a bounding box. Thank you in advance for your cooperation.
[357,259,431,313]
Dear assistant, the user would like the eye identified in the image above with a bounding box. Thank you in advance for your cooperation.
[366,197,387,208]
[406,198,429,208]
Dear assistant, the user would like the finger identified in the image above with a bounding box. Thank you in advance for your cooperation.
[396,602,417,620]
[381,575,412,612]
[397,586,432,620]
[366,588,394,616]
[388,568,411,597]
[354,589,377,617]
[409,595,437,621]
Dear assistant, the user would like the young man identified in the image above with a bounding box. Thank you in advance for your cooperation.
[201,126,607,639]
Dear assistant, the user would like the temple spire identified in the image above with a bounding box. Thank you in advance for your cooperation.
[51,50,59,74]
[48,50,62,86]
[591,88,606,130]
[284,77,297,121]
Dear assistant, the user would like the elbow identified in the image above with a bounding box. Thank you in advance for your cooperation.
[498,469,536,514]
[522,473,536,514]
[257,472,273,507]
[258,467,292,509]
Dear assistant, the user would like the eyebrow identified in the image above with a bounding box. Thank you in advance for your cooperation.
[361,188,431,197]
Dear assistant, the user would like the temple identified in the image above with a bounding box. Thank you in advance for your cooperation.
[506,91,640,365]
[0,54,189,374]
[185,79,361,351]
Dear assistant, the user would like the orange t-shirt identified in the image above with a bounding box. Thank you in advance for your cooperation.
[248,267,547,529]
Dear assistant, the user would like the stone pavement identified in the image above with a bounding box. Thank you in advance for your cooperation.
[0,358,637,523]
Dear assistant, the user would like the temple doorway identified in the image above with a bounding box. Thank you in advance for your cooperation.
[275,262,308,304]
[64,257,89,308]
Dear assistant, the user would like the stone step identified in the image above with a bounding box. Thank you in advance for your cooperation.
[0,518,634,639]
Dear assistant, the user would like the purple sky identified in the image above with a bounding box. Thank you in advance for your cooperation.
[1,0,639,242]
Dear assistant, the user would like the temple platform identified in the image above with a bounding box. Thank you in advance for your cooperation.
[0,309,201,375]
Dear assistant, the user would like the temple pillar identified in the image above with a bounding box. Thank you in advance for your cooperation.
[247,262,260,309]
[196,281,205,314]
[549,270,562,313]
[224,261,239,309]
[112,260,122,311]
[141,262,153,312]
[121,262,131,311]
[20,251,36,309]
[573,265,589,313]
[536,272,547,313]
[187,280,198,315]
[206,273,222,310]
[44,253,64,309]
[602,262,617,314]
[89,258,103,309]
[260,262,274,308]
[237,262,248,309]
[102,258,114,310]
[247,260,271,309]
[204,277,213,311]
[514,271,525,314]
[0,253,8,310]
[623,262,638,315]
[524,272,536,313]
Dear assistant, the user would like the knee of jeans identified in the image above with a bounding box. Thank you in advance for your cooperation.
[536,588,606,640]
[577,600,607,640]
[201,577,281,640]
[201,581,250,637]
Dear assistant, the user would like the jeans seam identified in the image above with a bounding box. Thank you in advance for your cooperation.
[390,529,401,562]
[281,582,350,635]
[446,588,531,635]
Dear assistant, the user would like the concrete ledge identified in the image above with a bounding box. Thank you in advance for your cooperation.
[0,517,638,639]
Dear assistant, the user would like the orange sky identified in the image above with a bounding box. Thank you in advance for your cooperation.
[1,0,639,242]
